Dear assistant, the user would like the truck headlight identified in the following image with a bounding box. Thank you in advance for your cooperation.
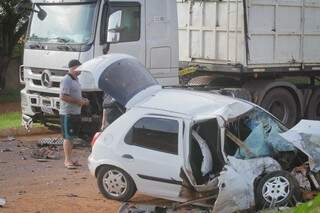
[19,65,25,84]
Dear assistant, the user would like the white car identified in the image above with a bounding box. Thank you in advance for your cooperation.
[79,54,320,212]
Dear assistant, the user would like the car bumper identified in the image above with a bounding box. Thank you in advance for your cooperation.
[88,154,99,177]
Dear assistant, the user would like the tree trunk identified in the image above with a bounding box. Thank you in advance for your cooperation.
[0,56,11,90]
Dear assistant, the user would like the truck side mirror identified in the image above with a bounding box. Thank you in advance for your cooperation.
[106,10,122,43]
[15,0,47,21]
[106,27,123,43]
[37,8,47,21]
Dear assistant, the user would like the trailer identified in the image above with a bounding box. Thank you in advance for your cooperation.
[177,0,320,128]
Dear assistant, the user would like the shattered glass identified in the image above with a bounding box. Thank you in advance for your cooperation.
[232,107,295,159]
[235,123,271,159]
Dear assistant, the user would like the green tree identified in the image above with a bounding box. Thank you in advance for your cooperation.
[0,0,28,90]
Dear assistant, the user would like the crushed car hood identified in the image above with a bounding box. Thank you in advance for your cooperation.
[280,120,320,172]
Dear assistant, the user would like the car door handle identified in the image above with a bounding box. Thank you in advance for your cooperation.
[122,154,134,160]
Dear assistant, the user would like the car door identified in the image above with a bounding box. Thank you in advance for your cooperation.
[118,115,184,199]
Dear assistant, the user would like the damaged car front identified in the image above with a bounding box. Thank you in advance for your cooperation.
[81,53,320,213]
[215,105,320,212]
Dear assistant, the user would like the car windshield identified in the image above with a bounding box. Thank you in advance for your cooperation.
[28,3,96,44]
[224,107,296,159]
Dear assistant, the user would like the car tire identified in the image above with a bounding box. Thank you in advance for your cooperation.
[255,170,301,210]
[97,165,136,201]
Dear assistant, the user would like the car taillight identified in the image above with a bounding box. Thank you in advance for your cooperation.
[91,132,102,146]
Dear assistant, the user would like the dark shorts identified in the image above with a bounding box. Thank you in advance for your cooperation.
[60,115,81,140]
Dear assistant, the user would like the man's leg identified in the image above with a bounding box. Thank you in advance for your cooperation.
[63,139,73,165]
[60,115,75,167]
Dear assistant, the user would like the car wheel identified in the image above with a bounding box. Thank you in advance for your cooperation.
[97,166,136,201]
[256,170,301,210]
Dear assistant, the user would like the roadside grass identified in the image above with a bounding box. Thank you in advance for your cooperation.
[0,111,44,130]
[287,194,320,213]
[0,112,21,130]
[0,89,20,103]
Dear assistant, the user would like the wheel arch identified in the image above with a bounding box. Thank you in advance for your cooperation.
[95,162,127,178]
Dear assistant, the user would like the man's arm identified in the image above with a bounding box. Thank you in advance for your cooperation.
[60,94,88,106]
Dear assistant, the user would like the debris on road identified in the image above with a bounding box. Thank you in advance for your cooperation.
[57,193,87,199]
[0,197,6,207]
[31,146,60,160]
[1,148,12,152]
[38,138,64,147]
[1,136,16,142]
[17,191,26,196]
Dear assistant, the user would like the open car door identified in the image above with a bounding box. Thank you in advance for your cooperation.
[78,53,162,108]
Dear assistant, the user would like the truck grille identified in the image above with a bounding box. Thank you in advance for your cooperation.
[28,67,65,89]
[29,90,59,98]
[31,68,67,76]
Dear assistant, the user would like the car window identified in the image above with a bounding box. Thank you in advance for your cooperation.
[125,117,179,155]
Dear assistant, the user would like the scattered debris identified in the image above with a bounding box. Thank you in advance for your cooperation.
[0,161,7,164]
[17,151,27,160]
[17,190,26,195]
[1,148,12,152]
[31,146,60,160]
[38,138,64,147]
[0,197,6,207]
[302,191,318,201]
[36,159,49,162]
[22,114,33,132]
[1,136,16,142]
[57,193,87,199]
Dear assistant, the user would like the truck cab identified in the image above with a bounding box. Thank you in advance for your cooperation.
[20,0,179,135]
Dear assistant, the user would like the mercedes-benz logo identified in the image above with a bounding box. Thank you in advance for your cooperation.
[41,70,52,88]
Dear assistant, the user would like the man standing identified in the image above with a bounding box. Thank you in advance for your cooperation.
[60,59,89,169]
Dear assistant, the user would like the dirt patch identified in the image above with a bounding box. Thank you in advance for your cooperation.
[0,102,20,113]
[0,134,165,213]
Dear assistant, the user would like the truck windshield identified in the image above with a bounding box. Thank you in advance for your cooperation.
[28,3,96,44]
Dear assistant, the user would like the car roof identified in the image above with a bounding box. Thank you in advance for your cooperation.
[135,88,253,119]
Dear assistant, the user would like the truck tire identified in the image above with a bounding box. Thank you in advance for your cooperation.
[260,88,298,128]
[307,89,320,120]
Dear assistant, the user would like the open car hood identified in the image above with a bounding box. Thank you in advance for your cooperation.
[78,54,161,107]
[280,120,320,171]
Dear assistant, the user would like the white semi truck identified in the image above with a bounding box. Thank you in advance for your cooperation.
[19,0,320,137]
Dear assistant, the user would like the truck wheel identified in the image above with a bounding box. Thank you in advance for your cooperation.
[255,171,301,210]
[307,89,320,120]
[97,165,136,201]
[260,88,298,127]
